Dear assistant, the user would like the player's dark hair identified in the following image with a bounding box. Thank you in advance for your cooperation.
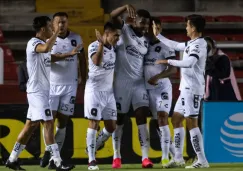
[186,14,206,33]
[104,22,118,31]
[136,9,151,19]
[53,12,68,19]
[151,16,161,26]
[33,16,51,32]
[204,36,216,53]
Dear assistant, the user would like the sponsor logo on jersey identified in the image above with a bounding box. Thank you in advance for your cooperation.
[44,57,51,67]
[65,58,75,62]
[144,58,156,65]
[126,45,143,59]
[103,61,115,70]
[192,48,200,53]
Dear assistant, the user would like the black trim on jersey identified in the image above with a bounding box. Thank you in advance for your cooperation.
[90,52,96,58]
[104,44,112,50]
[34,37,46,42]
[34,43,42,53]
[58,31,70,39]
[189,36,203,44]
[166,56,176,60]
[189,54,199,60]
[149,40,160,46]
[188,114,199,118]
[185,41,188,46]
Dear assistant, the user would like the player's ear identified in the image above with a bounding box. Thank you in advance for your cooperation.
[41,27,45,32]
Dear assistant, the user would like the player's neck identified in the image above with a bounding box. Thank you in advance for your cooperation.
[58,31,69,38]
[190,32,201,40]
[35,33,47,42]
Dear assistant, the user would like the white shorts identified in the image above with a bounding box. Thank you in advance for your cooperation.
[148,86,172,119]
[49,84,78,116]
[27,91,53,121]
[84,91,117,120]
[174,90,202,118]
[114,79,149,114]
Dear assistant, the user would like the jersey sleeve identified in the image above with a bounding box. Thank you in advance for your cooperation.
[161,43,176,59]
[157,34,186,51]
[188,43,201,60]
[88,42,98,58]
[28,38,43,53]
[76,35,84,51]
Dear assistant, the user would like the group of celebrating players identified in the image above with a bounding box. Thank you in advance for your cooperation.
[5,3,210,171]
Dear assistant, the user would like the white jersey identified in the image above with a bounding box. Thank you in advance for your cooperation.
[157,34,186,51]
[179,37,207,95]
[86,40,116,92]
[144,41,175,89]
[26,37,51,93]
[50,31,82,85]
[115,23,149,80]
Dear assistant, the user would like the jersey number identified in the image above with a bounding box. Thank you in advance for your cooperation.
[45,109,51,117]
[91,108,98,116]
[155,46,161,53]
[71,39,77,47]
[193,95,200,108]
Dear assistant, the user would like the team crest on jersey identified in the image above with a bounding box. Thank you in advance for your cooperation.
[155,46,161,53]
[161,92,169,100]
[69,96,76,104]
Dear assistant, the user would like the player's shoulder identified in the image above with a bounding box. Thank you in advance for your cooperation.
[27,37,45,50]
[67,31,82,40]
[88,40,99,49]
[189,37,207,47]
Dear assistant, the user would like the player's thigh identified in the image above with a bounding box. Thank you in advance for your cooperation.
[173,93,185,116]
[27,92,53,122]
[155,86,172,115]
[132,80,149,111]
[102,93,117,121]
[114,80,133,114]
[84,91,104,121]
[58,85,77,116]
[148,89,158,119]
[183,91,202,118]
[49,85,61,112]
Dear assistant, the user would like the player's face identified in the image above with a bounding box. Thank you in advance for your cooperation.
[107,30,120,46]
[53,16,68,34]
[43,21,53,38]
[135,17,150,35]
[186,20,194,37]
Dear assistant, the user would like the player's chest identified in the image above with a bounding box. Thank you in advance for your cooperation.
[53,39,77,52]
[101,50,116,70]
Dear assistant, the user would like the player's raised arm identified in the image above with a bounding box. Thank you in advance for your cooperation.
[77,43,87,86]
[110,4,136,29]
[35,20,60,53]
[152,21,185,51]
[90,29,106,66]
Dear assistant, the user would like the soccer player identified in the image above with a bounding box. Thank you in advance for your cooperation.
[40,12,86,169]
[85,22,120,170]
[156,14,209,168]
[5,16,77,171]
[110,4,153,168]
[144,18,177,168]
